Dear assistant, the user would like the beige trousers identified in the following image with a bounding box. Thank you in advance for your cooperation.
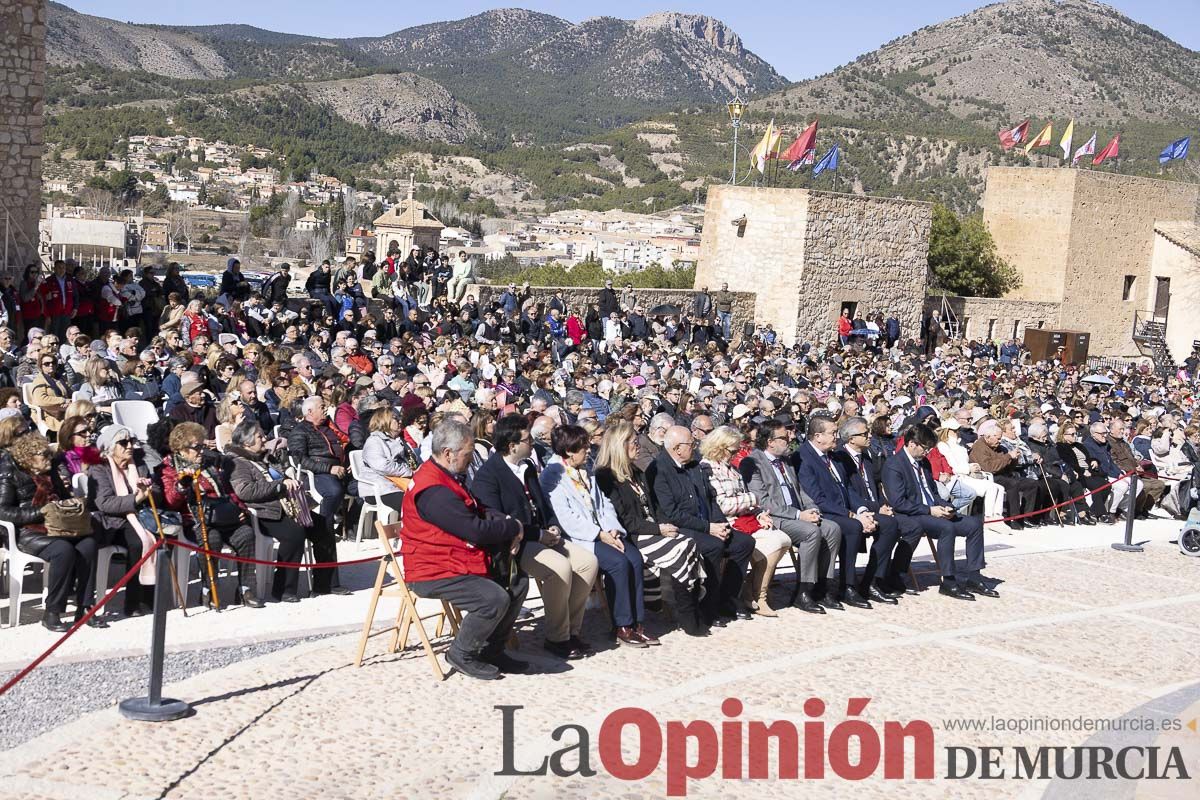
[520,539,598,643]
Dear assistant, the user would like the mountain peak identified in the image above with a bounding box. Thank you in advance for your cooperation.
[633,12,744,57]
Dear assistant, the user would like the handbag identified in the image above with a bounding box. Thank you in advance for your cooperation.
[136,506,184,538]
[42,498,91,538]
[201,497,243,530]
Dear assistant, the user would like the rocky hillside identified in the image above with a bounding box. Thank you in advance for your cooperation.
[47,3,231,79]
[757,0,1200,126]
[300,74,484,144]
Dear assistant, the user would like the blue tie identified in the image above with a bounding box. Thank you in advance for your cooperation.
[912,461,936,504]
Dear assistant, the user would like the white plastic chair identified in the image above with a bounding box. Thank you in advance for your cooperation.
[111,400,160,443]
[1,520,48,628]
[249,508,313,599]
[348,450,399,545]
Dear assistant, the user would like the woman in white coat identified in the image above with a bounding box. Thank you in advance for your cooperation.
[936,417,1006,522]
[541,424,655,648]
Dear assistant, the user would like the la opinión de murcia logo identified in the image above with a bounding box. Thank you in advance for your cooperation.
[496,700,1193,796]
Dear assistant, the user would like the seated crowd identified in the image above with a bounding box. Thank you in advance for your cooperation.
[0,254,1191,685]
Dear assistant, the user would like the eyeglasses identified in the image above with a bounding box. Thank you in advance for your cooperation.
[113,438,133,447]
[40,360,55,367]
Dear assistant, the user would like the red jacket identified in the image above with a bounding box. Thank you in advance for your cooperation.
[400,461,490,582]
[40,276,77,317]
[186,313,212,343]
[566,315,586,343]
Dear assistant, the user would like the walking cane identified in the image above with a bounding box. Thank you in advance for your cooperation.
[191,470,221,611]
[1036,463,1065,526]
[146,490,188,617]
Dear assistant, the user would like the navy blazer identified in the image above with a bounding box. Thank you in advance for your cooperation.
[469,451,558,532]
[650,449,727,536]
[880,451,953,517]
[832,446,885,512]
[793,441,851,516]
[1082,435,1121,479]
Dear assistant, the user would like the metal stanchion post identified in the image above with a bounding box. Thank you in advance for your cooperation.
[119,545,192,721]
[1112,475,1144,553]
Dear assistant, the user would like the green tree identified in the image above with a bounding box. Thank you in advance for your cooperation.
[927,204,1020,297]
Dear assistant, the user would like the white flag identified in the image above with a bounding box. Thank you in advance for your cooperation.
[1072,132,1096,165]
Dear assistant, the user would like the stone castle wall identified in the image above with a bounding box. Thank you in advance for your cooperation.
[0,0,45,271]
[981,168,1076,304]
[696,185,931,346]
[695,185,808,343]
[926,295,1062,342]
[1061,171,1199,356]
[982,167,1200,357]
[465,283,757,343]
[797,192,931,347]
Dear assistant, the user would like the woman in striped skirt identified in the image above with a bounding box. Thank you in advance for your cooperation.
[594,420,708,637]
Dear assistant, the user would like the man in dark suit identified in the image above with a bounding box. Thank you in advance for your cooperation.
[793,415,876,608]
[831,416,908,598]
[469,414,598,660]
[651,425,755,626]
[880,424,997,600]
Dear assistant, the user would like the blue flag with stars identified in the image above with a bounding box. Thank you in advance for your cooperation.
[812,144,840,176]
[1160,136,1190,164]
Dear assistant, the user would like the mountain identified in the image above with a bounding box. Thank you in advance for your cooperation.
[46,4,786,137]
[757,0,1200,125]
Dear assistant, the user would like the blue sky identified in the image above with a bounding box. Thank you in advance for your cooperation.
[63,0,1200,81]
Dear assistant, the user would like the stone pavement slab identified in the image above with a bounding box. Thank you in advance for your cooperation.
[1,528,1198,799]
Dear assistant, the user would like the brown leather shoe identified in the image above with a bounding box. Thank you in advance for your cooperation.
[633,625,661,646]
[615,626,648,648]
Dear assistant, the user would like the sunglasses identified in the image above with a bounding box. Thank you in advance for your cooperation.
[113,438,133,447]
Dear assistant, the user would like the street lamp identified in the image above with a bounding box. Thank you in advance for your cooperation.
[727,96,746,184]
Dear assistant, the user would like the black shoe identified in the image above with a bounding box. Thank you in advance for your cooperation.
[817,596,844,611]
[1009,520,1025,531]
[543,639,579,660]
[1099,514,1115,525]
[41,611,69,633]
[963,579,1000,598]
[732,602,754,621]
[567,635,595,658]
[485,652,530,673]
[126,606,148,618]
[446,648,501,680]
[866,585,899,604]
[75,608,109,628]
[325,585,353,596]
[708,616,728,628]
[938,582,976,601]
[240,589,266,609]
[843,588,873,609]
[279,593,301,604]
[794,594,827,614]
[872,581,904,599]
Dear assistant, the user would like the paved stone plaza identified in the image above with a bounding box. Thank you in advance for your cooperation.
[1,519,1198,799]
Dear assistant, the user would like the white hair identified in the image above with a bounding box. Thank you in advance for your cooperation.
[977,420,1001,436]
[301,395,324,417]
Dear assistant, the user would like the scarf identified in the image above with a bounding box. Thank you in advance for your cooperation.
[108,456,157,585]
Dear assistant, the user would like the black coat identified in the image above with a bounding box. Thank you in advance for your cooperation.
[287,419,346,475]
[595,466,661,544]
[649,450,727,537]
[469,452,557,536]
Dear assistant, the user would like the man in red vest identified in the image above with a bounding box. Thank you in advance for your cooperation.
[40,260,78,339]
[401,419,529,680]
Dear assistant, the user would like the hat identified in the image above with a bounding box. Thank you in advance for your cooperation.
[180,373,204,396]
[889,395,911,408]
[1151,438,1170,457]
[227,257,240,269]
[970,407,988,424]
[939,417,962,430]
[96,424,134,453]
[731,403,751,421]
[0,408,21,422]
